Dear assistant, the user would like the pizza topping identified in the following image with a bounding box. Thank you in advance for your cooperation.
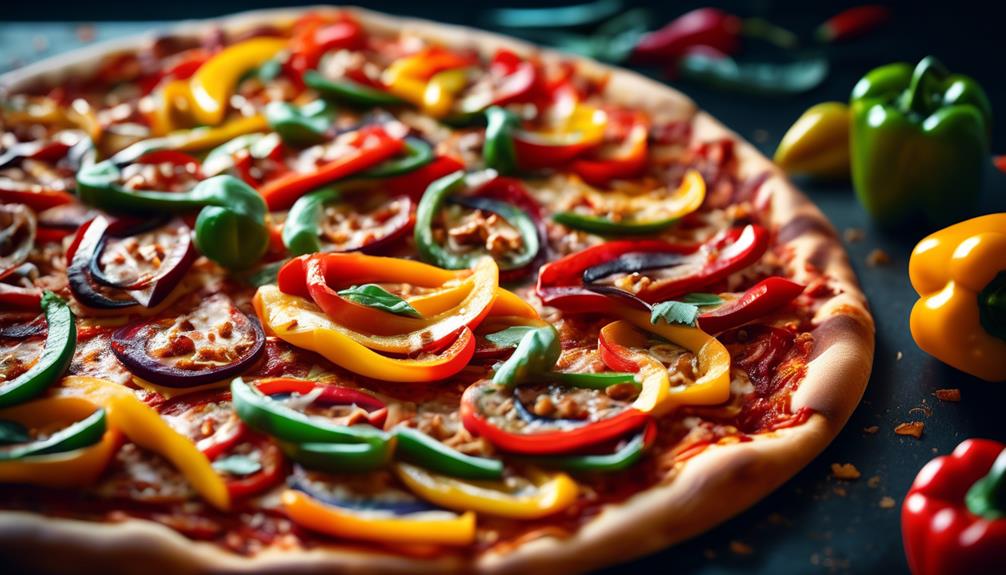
[0,204,36,279]
[111,294,265,387]
[282,187,414,256]
[0,292,75,408]
[552,169,705,236]
[0,396,105,460]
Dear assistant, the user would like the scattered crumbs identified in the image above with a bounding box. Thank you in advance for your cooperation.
[896,351,903,362]
[729,541,754,555]
[32,35,48,53]
[833,486,848,497]
[863,425,879,434]
[895,421,925,439]
[831,463,861,480]
[76,24,96,43]
[843,228,865,243]
[752,129,770,144]
[934,388,961,402]
[879,496,896,509]
[866,248,892,267]
[867,475,881,488]
[703,549,716,560]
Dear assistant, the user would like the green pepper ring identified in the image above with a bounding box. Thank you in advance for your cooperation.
[0,407,106,461]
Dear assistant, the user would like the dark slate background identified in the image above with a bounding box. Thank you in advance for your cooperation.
[2,1,1004,573]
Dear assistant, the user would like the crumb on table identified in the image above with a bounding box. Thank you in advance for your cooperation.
[934,388,961,402]
[894,421,925,439]
[866,248,891,267]
[831,463,861,480]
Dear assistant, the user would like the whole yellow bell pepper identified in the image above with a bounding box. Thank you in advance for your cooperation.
[59,376,230,509]
[280,489,476,546]
[910,214,1006,381]
[774,101,851,180]
[189,37,288,126]
[0,396,121,488]
[393,463,578,519]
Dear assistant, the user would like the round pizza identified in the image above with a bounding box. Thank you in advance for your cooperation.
[0,7,875,574]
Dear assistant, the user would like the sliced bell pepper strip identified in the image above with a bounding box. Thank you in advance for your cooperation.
[522,420,656,473]
[544,371,639,390]
[287,12,366,76]
[570,118,649,185]
[423,68,470,118]
[281,488,477,546]
[697,277,804,333]
[264,99,334,145]
[0,397,120,488]
[0,292,75,408]
[254,285,476,382]
[0,396,104,460]
[362,136,434,178]
[414,171,541,272]
[393,426,503,480]
[382,47,474,115]
[0,203,35,278]
[599,307,731,415]
[0,282,43,309]
[189,37,288,126]
[483,106,520,175]
[552,169,705,235]
[304,70,406,107]
[394,462,578,519]
[461,379,648,455]
[512,104,608,171]
[279,253,498,354]
[491,324,560,387]
[258,126,405,210]
[281,187,415,256]
[59,376,230,509]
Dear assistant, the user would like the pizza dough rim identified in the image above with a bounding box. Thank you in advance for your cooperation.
[0,6,875,574]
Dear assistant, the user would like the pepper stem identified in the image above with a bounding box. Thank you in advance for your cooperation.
[902,56,948,117]
[966,449,1006,520]
[978,272,1006,342]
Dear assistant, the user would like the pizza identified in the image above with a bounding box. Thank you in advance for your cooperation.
[0,7,875,574]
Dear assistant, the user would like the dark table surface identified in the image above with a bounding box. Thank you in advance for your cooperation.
[2,1,1005,573]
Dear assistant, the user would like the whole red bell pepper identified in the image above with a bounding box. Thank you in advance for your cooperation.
[995,155,1006,174]
[902,439,1006,575]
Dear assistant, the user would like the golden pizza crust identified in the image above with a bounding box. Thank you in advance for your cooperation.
[0,6,875,574]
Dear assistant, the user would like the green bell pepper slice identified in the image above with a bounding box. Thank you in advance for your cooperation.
[77,165,269,270]
[361,137,434,178]
[265,99,335,145]
[305,70,406,107]
[523,422,653,473]
[492,324,561,387]
[415,171,540,271]
[483,106,520,175]
[0,408,105,460]
[544,371,638,390]
[201,133,279,177]
[283,188,343,256]
[551,211,680,236]
[850,56,992,228]
[0,292,76,408]
[280,438,393,473]
[393,427,503,480]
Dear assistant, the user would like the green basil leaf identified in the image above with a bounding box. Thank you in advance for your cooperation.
[337,284,422,318]
[493,325,561,386]
[484,326,536,348]
[0,420,30,445]
[211,454,262,476]
[650,301,700,327]
[679,293,724,307]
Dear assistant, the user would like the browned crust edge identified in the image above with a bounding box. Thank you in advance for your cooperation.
[0,6,875,575]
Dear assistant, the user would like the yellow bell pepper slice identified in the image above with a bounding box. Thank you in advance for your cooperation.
[0,396,121,488]
[910,214,1006,381]
[393,463,578,519]
[150,79,195,136]
[189,37,288,126]
[609,305,732,415]
[58,376,230,509]
[774,102,851,180]
[422,69,468,117]
[280,489,476,546]
[488,287,540,319]
[254,285,476,382]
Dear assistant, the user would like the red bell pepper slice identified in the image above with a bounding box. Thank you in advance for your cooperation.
[598,323,643,373]
[697,277,804,334]
[487,49,540,107]
[0,182,74,212]
[570,110,650,186]
[258,126,405,210]
[254,378,388,428]
[903,439,1006,575]
[287,12,367,77]
[459,380,650,455]
[0,282,42,309]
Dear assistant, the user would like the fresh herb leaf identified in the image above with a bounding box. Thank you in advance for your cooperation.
[485,326,536,348]
[0,420,29,445]
[211,454,262,476]
[242,259,286,287]
[493,325,561,386]
[337,284,422,318]
[650,301,700,326]
[679,293,724,307]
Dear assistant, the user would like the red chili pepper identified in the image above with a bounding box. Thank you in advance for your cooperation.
[459,380,650,455]
[902,439,1006,575]
[995,155,1006,174]
[815,5,891,43]
[537,225,768,312]
[258,126,405,210]
[631,7,742,65]
[697,277,804,334]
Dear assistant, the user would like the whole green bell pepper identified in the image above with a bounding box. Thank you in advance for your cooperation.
[850,56,991,228]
